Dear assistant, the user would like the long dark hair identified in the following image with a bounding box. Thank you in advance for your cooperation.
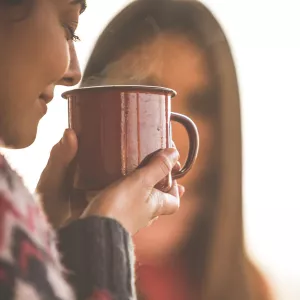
[83,1,272,300]
[0,0,35,21]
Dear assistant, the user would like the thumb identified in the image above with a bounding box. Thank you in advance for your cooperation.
[37,129,78,192]
[139,148,179,187]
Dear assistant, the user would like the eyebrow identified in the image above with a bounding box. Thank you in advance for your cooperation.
[70,0,87,14]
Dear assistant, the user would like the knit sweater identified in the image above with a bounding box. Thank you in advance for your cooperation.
[0,153,136,300]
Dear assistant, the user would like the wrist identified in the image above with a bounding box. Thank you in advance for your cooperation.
[80,208,133,235]
[80,190,135,234]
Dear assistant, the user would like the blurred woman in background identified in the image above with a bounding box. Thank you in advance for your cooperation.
[82,0,273,299]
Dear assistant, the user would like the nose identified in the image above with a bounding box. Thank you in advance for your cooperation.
[57,42,82,86]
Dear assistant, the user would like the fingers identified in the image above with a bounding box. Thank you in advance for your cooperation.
[36,129,78,193]
[168,180,179,198]
[151,188,180,217]
[139,148,179,187]
[178,184,185,197]
[171,141,182,175]
[151,180,180,217]
[172,161,181,174]
[48,129,78,168]
[149,180,184,220]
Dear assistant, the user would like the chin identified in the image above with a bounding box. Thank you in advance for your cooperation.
[2,126,38,150]
[134,229,181,264]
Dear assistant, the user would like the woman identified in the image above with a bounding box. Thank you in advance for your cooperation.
[0,1,183,299]
[82,0,273,299]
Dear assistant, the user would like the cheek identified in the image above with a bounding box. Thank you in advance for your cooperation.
[32,8,70,84]
[6,12,70,90]
[41,31,70,83]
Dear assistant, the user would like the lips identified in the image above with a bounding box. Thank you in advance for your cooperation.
[39,92,54,104]
[38,89,54,116]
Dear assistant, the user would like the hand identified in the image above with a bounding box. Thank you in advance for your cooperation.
[36,129,78,229]
[37,129,184,232]
[81,148,184,235]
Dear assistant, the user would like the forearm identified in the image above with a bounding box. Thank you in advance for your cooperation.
[58,216,136,300]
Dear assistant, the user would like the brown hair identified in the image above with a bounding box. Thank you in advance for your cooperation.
[83,1,272,299]
[0,0,35,21]
[0,0,86,21]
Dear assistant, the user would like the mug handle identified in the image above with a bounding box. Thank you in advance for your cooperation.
[171,112,200,179]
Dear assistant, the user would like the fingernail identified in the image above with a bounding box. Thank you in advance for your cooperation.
[178,185,185,197]
[166,148,179,164]
[61,129,69,145]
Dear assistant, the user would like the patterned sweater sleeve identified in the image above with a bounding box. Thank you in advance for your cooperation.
[58,217,136,300]
[0,154,136,300]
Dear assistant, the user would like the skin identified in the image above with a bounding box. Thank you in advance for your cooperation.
[0,0,81,148]
[101,33,213,263]
[0,0,182,235]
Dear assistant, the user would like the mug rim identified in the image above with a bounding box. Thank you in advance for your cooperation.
[61,85,177,99]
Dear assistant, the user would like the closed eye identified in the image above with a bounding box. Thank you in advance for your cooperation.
[63,24,81,42]
[187,88,218,116]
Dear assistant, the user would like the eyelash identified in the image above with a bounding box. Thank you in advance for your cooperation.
[63,24,81,42]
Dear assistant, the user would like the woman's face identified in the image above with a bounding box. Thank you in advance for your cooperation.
[0,0,83,148]
[102,33,214,264]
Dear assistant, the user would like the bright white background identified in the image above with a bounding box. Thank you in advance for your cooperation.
[3,1,300,299]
